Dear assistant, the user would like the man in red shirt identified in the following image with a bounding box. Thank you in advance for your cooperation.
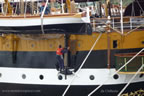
[56,45,68,71]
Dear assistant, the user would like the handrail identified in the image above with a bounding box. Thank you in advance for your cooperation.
[91,16,144,33]
[62,33,102,96]
[118,64,144,96]
[88,48,144,96]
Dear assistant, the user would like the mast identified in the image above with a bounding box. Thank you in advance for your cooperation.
[106,0,111,69]
[4,0,12,15]
[20,0,24,14]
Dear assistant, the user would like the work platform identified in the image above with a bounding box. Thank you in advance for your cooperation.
[115,52,144,74]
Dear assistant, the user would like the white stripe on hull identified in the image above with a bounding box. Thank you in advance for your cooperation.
[0,67,143,85]
[0,17,88,27]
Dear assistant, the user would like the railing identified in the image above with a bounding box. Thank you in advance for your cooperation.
[90,16,144,32]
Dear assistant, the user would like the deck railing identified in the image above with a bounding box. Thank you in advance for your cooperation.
[90,16,144,32]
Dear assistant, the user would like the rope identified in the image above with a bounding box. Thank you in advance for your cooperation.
[88,48,144,96]
[62,33,102,96]
[136,0,144,15]
[40,0,49,34]
[124,23,144,36]
[24,0,27,18]
[118,64,144,96]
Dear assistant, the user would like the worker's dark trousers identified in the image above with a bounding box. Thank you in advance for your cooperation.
[56,55,64,70]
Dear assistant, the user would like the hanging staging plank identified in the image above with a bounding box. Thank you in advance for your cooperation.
[115,52,144,74]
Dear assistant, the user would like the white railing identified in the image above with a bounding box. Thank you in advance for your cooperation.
[91,16,144,32]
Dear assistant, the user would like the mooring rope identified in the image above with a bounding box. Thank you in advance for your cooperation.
[118,64,144,96]
[88,48,144,96]
[62,33,102,96]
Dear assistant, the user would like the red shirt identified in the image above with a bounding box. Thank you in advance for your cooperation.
[56,48,63,55]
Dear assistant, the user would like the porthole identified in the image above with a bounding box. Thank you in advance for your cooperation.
[58,75,63,80]
[22,74,26,79]
[39,75,44,80]
[139,74,144,78]
[0,73,2,78]
[89,75,95,80]
[113,74,119,80]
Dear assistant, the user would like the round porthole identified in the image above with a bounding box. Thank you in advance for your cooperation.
[0,73,2,78]
[39,75,44,80]
[89,75,95,80]
[113,74,119,80]
[139,74,144,78]
[22,74,26,79]
[58,75,63,80]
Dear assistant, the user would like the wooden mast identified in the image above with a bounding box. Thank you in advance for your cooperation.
[4,0,12,15]
[106,0,111,69]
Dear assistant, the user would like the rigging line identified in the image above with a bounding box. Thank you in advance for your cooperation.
[136,0,144,15]
[107,24,122,35]
[88,48,144,96]
[101,21,123,35]
[14,0,18,15]
[92,18,123,35]
[118,64,144,96]
[124,23,144,36]
[24,0,27,18]
[131,2,134,16]
[62,33,102,96]
[40,0,49,34]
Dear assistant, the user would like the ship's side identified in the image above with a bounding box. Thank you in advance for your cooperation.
[0,0,144,96]
[0,31,143,96]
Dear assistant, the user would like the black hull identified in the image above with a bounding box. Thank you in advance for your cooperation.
[0,23,92,35]
[0,48,142,69]
[0,81,144,96]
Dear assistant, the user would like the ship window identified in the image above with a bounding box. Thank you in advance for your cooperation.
[39,75,44,80]
[89,75,95,80]
[113,74,119,80]
[22,74,26,79]
[113,40,118,48]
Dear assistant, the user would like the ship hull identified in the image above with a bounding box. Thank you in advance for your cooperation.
[0,23,92,34]
[0,81,144,96]
[0,48,142,68]
[0,67,143,96]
